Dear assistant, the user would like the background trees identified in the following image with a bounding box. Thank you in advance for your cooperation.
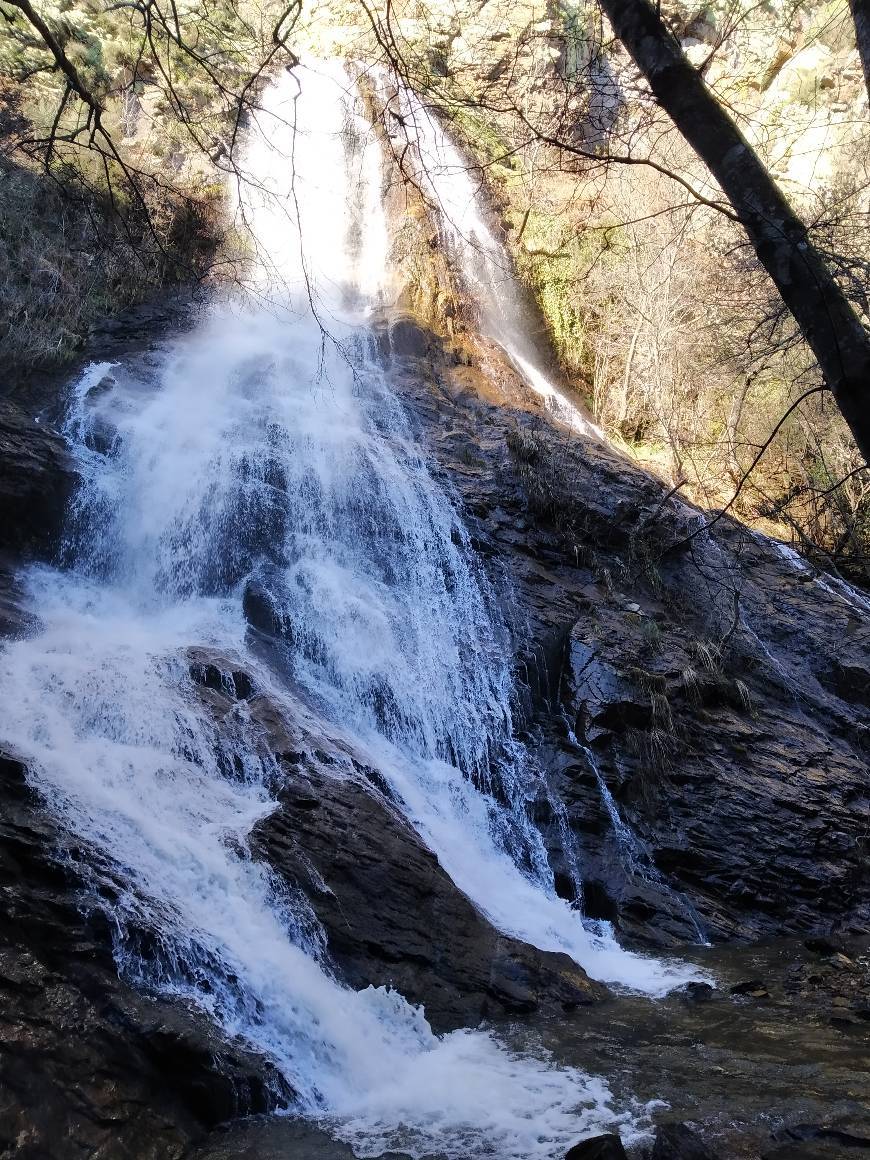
[367,0,870,581]
[0,0,298,368]
[2,0,869,581]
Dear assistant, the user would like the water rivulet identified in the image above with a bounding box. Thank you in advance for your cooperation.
[0,61,697,1156]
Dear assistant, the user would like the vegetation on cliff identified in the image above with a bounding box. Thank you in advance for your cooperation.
[369,0,870,582]
[0,0,298,371]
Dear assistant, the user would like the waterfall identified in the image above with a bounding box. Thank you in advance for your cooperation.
[378,79,604,438]
[0,60,697,1156]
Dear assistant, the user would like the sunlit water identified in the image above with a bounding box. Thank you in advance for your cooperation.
[377,77,603,438]
[0,60,698,1156]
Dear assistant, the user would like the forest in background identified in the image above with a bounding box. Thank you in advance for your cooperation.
[2,0,869,582]
[371,0,870,583]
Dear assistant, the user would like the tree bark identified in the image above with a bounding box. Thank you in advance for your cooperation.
[850,0,870,100]
[598,0,870,464]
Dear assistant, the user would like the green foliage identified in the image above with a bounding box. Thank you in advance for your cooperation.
[512,208,599,384]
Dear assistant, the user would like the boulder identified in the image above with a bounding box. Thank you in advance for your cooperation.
[387,314,431,358]
[250,741,603,1031]
[187,1118,374,1160]
[565,1133,628,1160]
[188,648,255,700]
[652,1123,721,1159]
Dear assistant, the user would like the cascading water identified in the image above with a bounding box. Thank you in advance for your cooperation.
[378,79,604,438]
[0,60,698,1156]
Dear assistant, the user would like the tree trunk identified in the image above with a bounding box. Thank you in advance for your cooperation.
[850,0,870,99]
[598,0,870,464]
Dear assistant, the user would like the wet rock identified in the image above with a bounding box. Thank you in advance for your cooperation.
[804,936,848,957]
[652,1123,721,1159]
[764,1122,870,1159]
[252,745,604,1031]
[387,314,431,357]
[565,1134,628,1160]
[242,573,293,647]
[188,1116,410,1160]
[681,981,716,1004]
[0,399,77,557]
[827,660,870,709]
[730,979,770,998]
[519,618,574,710]
[0,559,32,638]
[188,650,255,700]
[387,326,870,950]
[564,635,650,742]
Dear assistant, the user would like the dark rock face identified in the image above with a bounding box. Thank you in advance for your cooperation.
[386,314,432,358]
[254,764,600,1028]
[189,647,256,700]
[651,1123,721,1160]
[0,397,77,643]
[0,399,76,558]
[187,1118,377,1160]
[238,689,603,1032]
[565,1134,628,1160]
[764,1122,870,1159]
[388,336,870,950]
[185,663,602,1028]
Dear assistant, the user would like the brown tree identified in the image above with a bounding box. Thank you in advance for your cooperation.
[850,0,870,96]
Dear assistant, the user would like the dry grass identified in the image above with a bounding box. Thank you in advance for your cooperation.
[0,156,218,373]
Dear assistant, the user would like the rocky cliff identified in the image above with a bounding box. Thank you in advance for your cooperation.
[0,238,868,1160]
[381,319,870,954]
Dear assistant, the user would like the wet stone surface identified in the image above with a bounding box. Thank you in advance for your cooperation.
[512,938,870,1158]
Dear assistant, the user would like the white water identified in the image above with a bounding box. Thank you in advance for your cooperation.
[378,79,603,438]
[767,535,870,619]
[0,61,696,1155]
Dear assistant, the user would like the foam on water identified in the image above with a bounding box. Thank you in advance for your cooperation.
[0,59,698,1155]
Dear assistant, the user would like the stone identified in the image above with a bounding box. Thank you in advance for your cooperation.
[682,981,716,1004]
[188,651,255,700]
[250,725,604,1031]
[0,750,286,1160]
[188,1118,385,1160]
[652,1122,721,1159]
[730,979,770,999]
[565,1134,628,1160]
[387,315,430,357]
[391,325,870,950]
[730,978,765,994]
[242,574,289,640]
[0,399,77,557]
[804,937,846,957]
